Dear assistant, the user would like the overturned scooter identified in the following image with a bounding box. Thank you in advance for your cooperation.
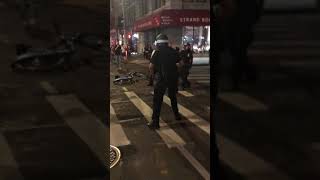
[11,22,105,72]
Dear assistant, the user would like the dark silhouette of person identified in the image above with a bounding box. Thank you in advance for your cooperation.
[148,34,181,129]
[226,0,264,89]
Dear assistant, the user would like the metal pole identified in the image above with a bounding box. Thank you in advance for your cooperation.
[121,0,126,45]
[192,26,195,51]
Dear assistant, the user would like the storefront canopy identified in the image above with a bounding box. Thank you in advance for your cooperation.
[133,9,210,32]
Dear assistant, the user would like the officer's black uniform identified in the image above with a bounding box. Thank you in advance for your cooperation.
[180,45,193,89]
[226,0,263,89]
[148,34,181,129]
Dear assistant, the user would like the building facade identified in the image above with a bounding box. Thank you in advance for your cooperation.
[123,0,210,53]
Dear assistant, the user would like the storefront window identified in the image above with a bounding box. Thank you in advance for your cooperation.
[182,26,210,54]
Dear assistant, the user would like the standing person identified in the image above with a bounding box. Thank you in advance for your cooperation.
[227,0,264,89]
[144,44,149,60]
[114,42,122,69]
[180,43,193,89]
[148,34,181,129]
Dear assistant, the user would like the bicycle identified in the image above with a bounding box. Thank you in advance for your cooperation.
[113,72,147,85]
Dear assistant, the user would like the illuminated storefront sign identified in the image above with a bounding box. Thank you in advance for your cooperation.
[134,9,210,32]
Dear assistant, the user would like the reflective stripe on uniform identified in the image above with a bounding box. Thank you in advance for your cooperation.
[156,39,169,44]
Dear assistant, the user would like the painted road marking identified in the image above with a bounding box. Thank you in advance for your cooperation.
[197,80,210,84]
[124,91,185,148]
[125,92,209,179]
[40,81,58,94]
[178,91,194,97]
[190,70,210,73]
[0,134,24,180]
[252,40,320,47]
[111,100,130,104]
[162,95,210,135]
[219,92,268,111]
[189,74,210,77]
[188,76,210,80]
[217,134,291,180]
[249,49,320,56]
[3,124,66,132]
[122,87,128,92]
[110,105,131,147]
[177,146,210,180]
[118,117,142,124]
[46,94,107,167]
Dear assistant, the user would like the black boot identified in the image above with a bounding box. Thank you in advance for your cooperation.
[175,113,182,121]
[147,119,160,129]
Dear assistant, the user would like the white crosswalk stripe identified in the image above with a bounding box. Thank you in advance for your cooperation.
[124,91,210,180]
[178,90,194,97]
[0,82,108,179]
[160,93,210,135]
[189,66,210,85]
[46,94,107,167]
[40,82,107,167]
[124,91,186,148]
[110,105,131,147]
[0,134,24,179]
[217,134,291,180]
[219,92,268,111]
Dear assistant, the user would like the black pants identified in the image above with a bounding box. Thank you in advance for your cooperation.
[181,65,191,88]
[152,80,179,121]
[148,75,153,85]
[228,30,257,88]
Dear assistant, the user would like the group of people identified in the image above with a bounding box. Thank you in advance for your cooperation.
[143,44,153,60]
[110,43,130,69]
[147,42,194,90]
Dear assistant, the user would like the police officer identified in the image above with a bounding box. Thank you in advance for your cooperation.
[180,43,193,89]
[226,0,263,89]
[148,34,181,129]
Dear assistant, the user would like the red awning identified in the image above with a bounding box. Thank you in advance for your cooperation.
[133,9,210,32]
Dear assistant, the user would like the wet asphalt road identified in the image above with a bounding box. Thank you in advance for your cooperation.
[109,57,210,180]
[216,12,320,180]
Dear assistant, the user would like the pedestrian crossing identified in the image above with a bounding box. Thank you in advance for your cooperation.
[189,66,210,85]
[0,134,24,179]
[109,85,289,179]
[114,88,209,179]
[110,104,131,147]
[0,81,108,179]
